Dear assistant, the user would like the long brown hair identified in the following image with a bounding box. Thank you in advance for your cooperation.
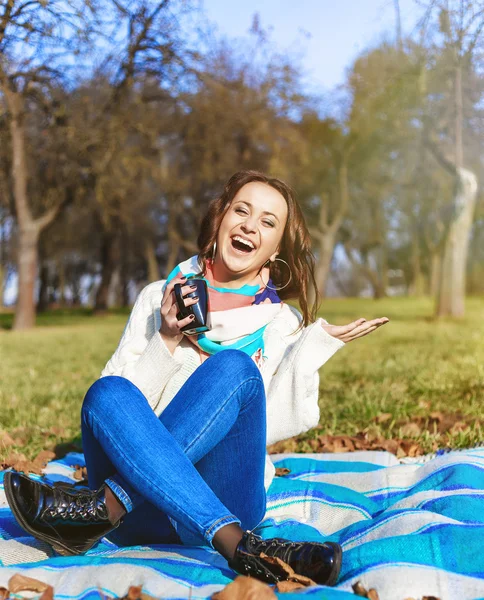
[197,170,320,326]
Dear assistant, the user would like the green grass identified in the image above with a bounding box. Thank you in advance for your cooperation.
[1,296,483,462]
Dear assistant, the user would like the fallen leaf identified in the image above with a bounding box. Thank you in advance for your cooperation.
[259,554,316,587]
[400,440,423,457]
[8,574,50,594]
[367,589,379,600]
[380,439,399,454]
[275,467,291,477]
[332,438,348,453]
[275,580,306,592]
[400,423,421,437]
[0,587,9,599]
[40,585,54,600]
[127,586,142,599]
[211,575,276,599]
[352,581,368,596]
[73,465,88,481]
[114,585,158,600]
[1,456,43,475]
[34,450,56,467]
[0,431,16,449]
[340,436,356,452]
[374,413,392,424]
[422,597,441,600]
[450,421,468,433]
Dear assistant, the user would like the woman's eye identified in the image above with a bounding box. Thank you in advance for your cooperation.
[235,208,248,215]
[263,220,275,228]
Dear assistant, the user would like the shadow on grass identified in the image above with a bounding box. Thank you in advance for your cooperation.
[54,434,84,460]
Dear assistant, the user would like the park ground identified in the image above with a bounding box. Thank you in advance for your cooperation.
[0,296,483,464]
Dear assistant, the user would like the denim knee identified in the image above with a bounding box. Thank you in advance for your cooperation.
[82,376,133,420]
[209,349,262,383]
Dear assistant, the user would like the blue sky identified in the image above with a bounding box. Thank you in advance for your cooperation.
[200,0,420,93]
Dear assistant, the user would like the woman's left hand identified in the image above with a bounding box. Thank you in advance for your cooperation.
[321,317,389,343]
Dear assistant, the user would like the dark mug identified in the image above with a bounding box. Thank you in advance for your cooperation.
[173,278,211,335]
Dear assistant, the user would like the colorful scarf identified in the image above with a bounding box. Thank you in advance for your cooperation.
[164,255,283,362]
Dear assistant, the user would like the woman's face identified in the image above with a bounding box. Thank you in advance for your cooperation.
[214,181,288,284]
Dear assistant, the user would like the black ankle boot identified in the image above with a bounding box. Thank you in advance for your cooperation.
[228,532,342,586]
[4,471,122,556]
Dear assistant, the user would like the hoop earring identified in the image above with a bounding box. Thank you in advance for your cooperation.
[211,242,217,261]
[261,257,292,291]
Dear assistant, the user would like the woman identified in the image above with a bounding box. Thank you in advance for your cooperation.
[5,170,389,586]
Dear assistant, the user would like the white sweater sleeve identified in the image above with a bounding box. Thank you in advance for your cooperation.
[100,281,184,409]
[263,306,345,446]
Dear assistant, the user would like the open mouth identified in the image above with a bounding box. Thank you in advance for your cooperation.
[231,235,256,254]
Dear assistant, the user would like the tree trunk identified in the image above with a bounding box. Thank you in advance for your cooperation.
[314,232,337,298]
[13,227,39,329]
[4,84,66,328]
[408,240,425,296]
[37,261,50,312]
[436,168,478,317]
[145,239,160,282]
[58,259,67,306]
[95,229,120,311]
[0,263,5,308]
[429,251,441,297]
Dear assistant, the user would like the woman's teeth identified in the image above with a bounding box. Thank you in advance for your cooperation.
[231,236,255,253]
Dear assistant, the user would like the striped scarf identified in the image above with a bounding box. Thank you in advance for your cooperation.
[164,255,283,362]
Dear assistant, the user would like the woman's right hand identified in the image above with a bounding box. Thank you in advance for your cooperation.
[159,275,199,353]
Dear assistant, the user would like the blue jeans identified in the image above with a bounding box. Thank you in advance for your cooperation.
[81,349,267,548]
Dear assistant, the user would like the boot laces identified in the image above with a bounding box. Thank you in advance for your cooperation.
[43,487,107,521]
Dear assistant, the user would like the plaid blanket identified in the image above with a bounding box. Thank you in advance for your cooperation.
[1,449,483,599]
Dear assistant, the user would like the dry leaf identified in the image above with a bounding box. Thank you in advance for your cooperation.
[367,589,379,600]
[450,421,468,433]
[1,455,44,475]
[259,554,316,587]
[275,580,306,592]
[8,574,50,593]
[374,413,392,424]
[127,586,142,600]
[400,423,421,437]
[0,431,16,449]
[341,436,356,452]
[379,439,398,454]
[34,450,56,467]
[211,575,276,599]
[275,467,291,477]
[0,587,9,600]
[352,581,368,596]
[39,585,54,600]
[115,585,158,600]
[422,597,441,600]
[73,465,88,481]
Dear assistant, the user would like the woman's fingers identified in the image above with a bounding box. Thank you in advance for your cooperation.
[176,313,196,330]
[343,318,389,342]
[339,318,366,334]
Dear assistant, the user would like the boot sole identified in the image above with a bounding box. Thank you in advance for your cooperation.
[324,541,343,586]
[4,472,92,556]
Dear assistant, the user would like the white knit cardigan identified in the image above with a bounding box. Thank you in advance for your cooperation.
[100,281,346,489]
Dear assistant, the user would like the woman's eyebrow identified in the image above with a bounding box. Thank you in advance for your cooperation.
[235,200,280,222]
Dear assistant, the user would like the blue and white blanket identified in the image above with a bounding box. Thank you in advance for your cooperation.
[1,450,484,600]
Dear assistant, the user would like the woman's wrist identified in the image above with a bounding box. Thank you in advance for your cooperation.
[159,330,183,355]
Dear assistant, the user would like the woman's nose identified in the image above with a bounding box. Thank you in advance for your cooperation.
[241,217,257,233]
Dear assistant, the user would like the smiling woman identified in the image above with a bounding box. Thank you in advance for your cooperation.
[197,170,318,326]
[4,169,388,588]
